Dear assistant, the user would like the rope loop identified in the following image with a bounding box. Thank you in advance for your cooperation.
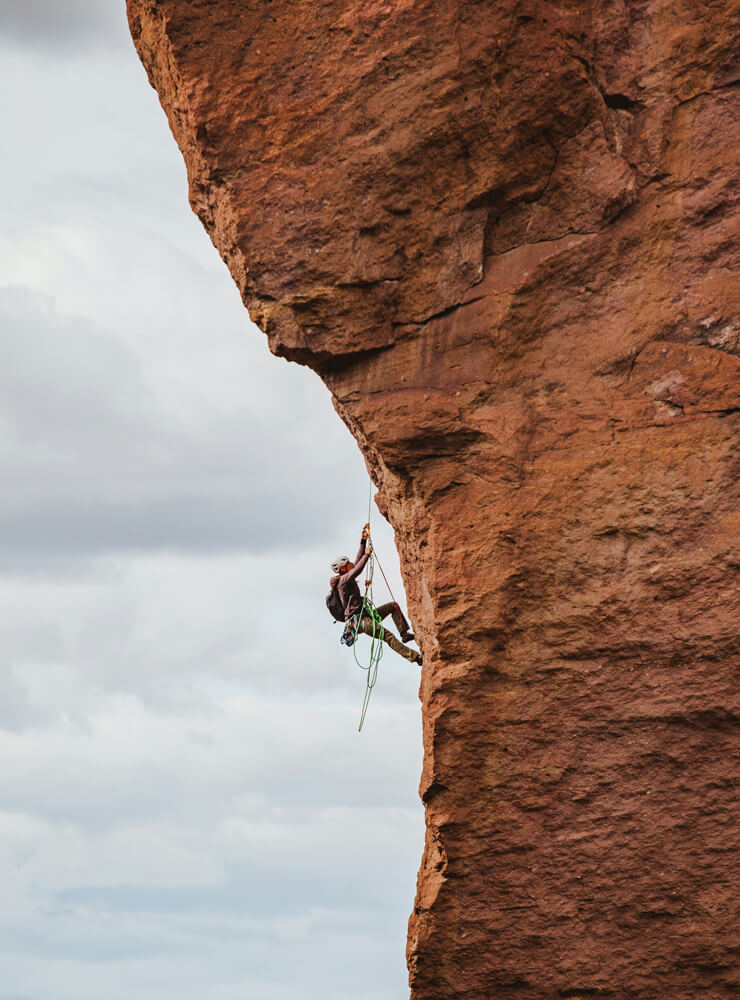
[353,550,385,731]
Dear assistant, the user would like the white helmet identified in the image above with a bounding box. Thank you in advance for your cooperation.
[331,555,350,574]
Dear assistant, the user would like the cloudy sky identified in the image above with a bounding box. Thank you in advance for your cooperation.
[0,3,423,997]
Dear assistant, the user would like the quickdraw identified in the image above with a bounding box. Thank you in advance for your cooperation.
[340,616,357,648]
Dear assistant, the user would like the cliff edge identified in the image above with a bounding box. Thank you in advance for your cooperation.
[127,2,739,996]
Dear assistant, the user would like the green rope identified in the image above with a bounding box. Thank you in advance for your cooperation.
[353,586,384,731]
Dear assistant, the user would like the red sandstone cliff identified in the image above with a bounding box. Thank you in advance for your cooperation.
[127,2,739,996]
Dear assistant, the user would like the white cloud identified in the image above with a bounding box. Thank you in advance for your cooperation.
[0,694,422,998]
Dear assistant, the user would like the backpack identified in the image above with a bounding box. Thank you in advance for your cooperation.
[326,582,345,623]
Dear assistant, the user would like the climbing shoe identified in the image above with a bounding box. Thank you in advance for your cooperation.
[401,630,415,643]
[414,653,423,666]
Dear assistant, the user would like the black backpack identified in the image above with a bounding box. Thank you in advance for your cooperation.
[326,582,345,623]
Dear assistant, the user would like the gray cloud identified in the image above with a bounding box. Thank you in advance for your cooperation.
[0,0,125,50]
[0,495,335,556]
[54,854,408,919]
[0,287,362,563]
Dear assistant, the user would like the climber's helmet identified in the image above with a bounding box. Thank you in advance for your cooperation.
[331,556,351,574]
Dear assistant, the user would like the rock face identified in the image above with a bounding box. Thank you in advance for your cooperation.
[128,2,739,996]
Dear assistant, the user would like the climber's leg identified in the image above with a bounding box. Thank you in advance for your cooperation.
[358,614,420,664]
[374,601,414,642]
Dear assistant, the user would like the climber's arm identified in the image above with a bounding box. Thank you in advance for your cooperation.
[353,523,371,564]
[346,547,369,581]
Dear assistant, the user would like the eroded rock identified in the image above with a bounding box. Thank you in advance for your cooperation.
[128,1,739,996]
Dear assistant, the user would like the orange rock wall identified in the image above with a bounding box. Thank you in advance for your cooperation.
[128,2,739,996]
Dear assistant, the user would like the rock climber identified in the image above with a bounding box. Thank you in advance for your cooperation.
[327,524,422,665]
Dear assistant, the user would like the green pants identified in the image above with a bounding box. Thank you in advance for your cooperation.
[357,602,418,663]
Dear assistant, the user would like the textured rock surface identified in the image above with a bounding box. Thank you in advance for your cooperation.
[128,1,739,996]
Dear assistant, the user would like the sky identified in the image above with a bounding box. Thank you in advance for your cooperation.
[0,3,424,998]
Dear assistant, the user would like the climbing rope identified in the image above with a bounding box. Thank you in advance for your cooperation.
[352,485,386,731]
[353,553,385,731]
[371,547,400,611]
